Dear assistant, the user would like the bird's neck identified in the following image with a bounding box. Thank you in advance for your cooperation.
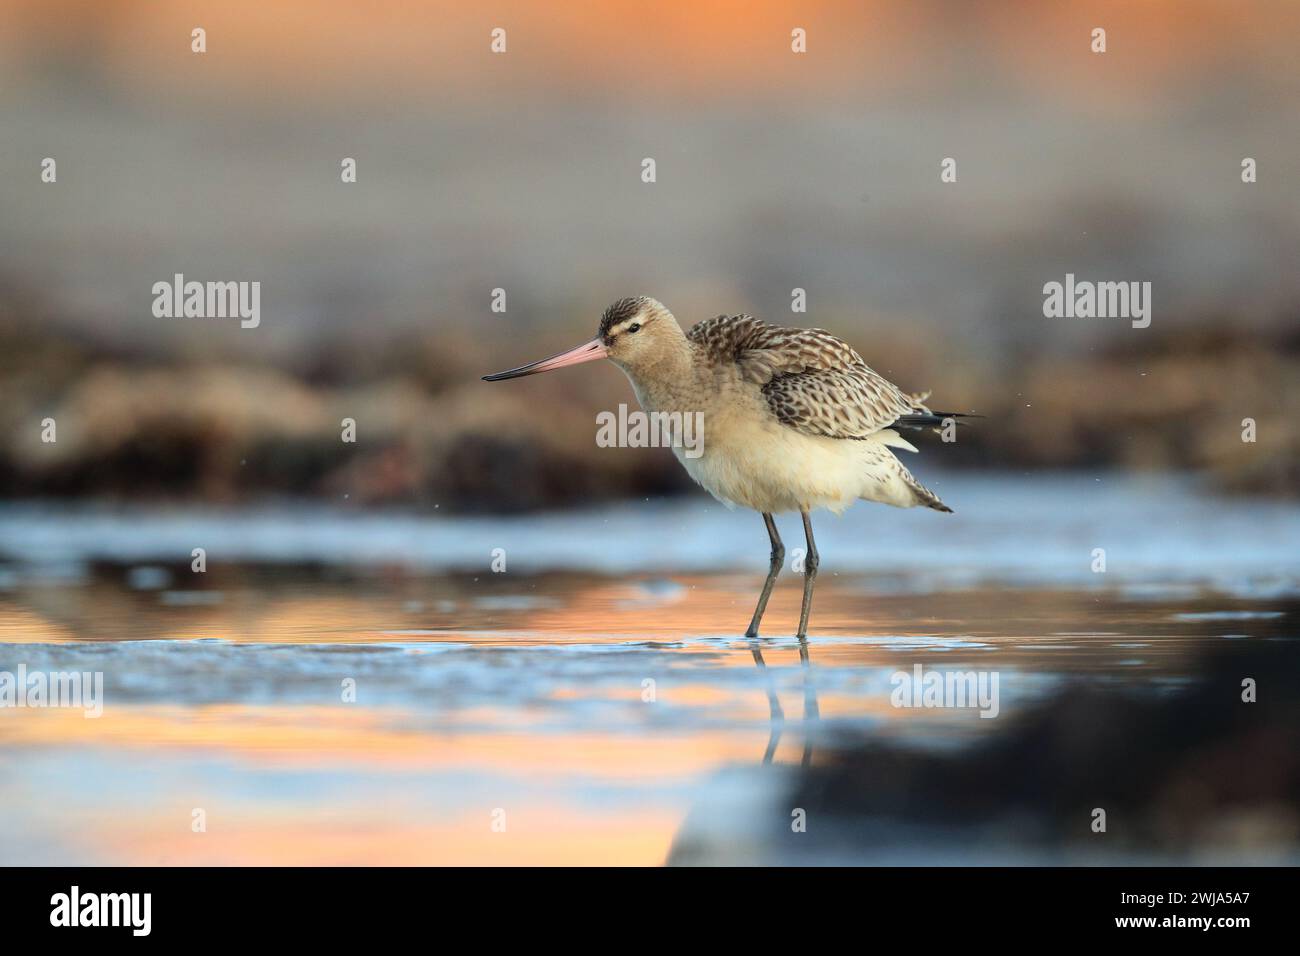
[620,335,702,414]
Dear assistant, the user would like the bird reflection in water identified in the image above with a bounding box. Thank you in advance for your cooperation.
[749,635,820,766]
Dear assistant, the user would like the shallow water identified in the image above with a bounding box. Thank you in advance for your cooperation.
[1,475,1297,865]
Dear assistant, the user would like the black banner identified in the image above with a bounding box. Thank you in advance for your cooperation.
[0,866,1283,941]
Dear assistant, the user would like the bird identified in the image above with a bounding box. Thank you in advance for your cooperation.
[483,296,967,639]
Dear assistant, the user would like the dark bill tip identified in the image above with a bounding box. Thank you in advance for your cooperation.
[481,338,607,383]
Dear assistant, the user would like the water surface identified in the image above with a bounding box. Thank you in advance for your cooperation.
[1,475,1296,865]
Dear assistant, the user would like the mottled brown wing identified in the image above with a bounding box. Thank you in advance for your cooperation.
[687,314,863,383]
[688,315,918,439]
[762,365,919,439]
[686,314,773,365]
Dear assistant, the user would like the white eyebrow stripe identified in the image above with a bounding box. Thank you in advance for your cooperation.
[607,318,643,337]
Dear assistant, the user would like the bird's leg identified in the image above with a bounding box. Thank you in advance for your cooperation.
[744,513,784,638]
[796,510,820,639]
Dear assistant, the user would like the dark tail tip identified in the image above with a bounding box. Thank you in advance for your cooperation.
[894,412,981,431]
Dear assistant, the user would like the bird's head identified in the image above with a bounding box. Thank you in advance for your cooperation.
[482,296,683,382]
[597,296,683,372]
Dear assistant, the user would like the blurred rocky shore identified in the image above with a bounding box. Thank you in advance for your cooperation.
[2,297,1295,511]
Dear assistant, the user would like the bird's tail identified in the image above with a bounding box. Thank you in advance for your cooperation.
[896,390,980,434]
[906,471,953,513]
[881,391,962,511]
[865,451,953,513]
[893,411,980,432]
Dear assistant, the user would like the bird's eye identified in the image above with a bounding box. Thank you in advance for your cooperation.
[627,323,642,334]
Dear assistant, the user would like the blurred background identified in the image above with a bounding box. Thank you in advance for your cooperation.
[2,0,1298,507]
[1,1,1298,867]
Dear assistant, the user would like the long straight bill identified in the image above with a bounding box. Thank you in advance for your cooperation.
[482,338,607,381]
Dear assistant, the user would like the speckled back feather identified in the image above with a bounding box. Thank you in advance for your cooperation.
[687,314,925,441]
